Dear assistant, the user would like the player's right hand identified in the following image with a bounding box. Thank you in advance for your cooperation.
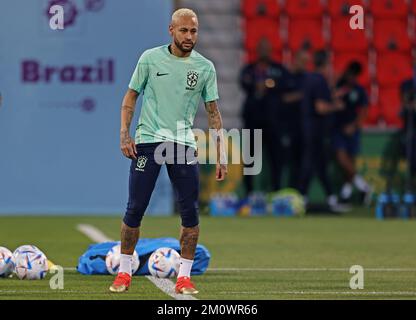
[120,132,137,160]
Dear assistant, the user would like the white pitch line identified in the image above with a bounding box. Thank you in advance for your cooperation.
[146,276,197,300]
[75,224,196,300]
[76,224,113,242]
[207,267,416,272]
[218,291,416,296]
[61,266,416,273]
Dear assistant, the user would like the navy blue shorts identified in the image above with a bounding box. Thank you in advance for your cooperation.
[123,142,199,228]
[332,131,360,156]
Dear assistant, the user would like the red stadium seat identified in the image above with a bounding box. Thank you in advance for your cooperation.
[373,19,411,52]
[413,0,416,14]
[246,49,282,63]
[376,52,413,86]
[370,0,409,18]
[331,17,369,51]
[242,0,281,19]
[285,0,325,18]
[288,18,325,51]
[363,104,381,126]
[244,18,282,51]
[379,87,403,127]
[328,0,366,17]
[333,52,370,86]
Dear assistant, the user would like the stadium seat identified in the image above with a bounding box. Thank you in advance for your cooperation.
[330,17,369,52]
[284,0,325,18]
[246,49,282,63]
[379,87,403,127]
[242,0,281,19]
[288,18,325,51]
[413,0,416,14]
[333,52,370,86]
[373,19,411,52]
[370,0,409,18]
[244,18,282,51]
[363,104,381,126]
[328,0,366,17]
[376,52,413,86]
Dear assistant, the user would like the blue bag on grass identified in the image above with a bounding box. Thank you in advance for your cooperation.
[76,238,211,276]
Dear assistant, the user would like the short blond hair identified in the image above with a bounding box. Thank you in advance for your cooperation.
[171,8,198,25]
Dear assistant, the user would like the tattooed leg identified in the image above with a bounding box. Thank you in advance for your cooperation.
[120,222,140,255]
[179,225,199,260]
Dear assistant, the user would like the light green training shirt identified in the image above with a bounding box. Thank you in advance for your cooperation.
[128,44,219,149]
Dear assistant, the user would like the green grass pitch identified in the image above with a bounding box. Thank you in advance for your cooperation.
[1,209,416,300]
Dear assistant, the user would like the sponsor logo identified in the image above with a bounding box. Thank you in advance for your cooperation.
[156,72,169,77]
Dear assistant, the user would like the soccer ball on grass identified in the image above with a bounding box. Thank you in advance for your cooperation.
[148,247,181,278]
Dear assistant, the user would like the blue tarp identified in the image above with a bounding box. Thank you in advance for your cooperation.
[77,238,211,275]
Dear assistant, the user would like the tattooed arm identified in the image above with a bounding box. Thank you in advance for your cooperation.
[205,100,228,181]
[120,88,139,159]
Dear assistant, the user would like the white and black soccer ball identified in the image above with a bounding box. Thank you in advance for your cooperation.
[148,247,180,278]
[13,245,49,280]
[105,244,140,275]
[0,246,15,278]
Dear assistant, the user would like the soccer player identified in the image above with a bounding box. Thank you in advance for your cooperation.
[109,8,227,294]
[333,61,372,204]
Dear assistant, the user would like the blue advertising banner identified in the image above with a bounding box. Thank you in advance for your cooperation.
[0,0,174,215]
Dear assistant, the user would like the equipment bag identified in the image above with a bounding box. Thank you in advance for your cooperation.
[77,238,211,275]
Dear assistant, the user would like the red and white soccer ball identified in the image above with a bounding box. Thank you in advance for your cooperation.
[148,247,180,278]
[105,244,140,275]
[0,246,15,278]
[13,245,49,280]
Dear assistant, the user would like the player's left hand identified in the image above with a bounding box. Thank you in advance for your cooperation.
[216,163,228,181]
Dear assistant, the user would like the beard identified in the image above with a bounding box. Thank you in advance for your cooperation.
[175,38,195,53]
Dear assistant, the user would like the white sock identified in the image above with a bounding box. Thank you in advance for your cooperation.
[353,175,369,192]
[119,254,132,275]
[327,194,338,206]
[341,183,353,199]
[178,257,194,278]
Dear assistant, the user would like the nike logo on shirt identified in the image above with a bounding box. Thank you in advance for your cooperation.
[156,72,169,76]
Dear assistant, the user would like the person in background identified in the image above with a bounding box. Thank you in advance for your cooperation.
[332,61,372,204]
[298,50,345,212]
[281,49,310,189]
[399,54,416,186]
[239,38,289,196]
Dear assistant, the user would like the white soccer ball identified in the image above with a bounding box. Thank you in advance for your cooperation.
[0,246,15,278]
[148,247,181,278]
[105,244,140,275]
[13,245,42,256]
[13,245,49,280]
